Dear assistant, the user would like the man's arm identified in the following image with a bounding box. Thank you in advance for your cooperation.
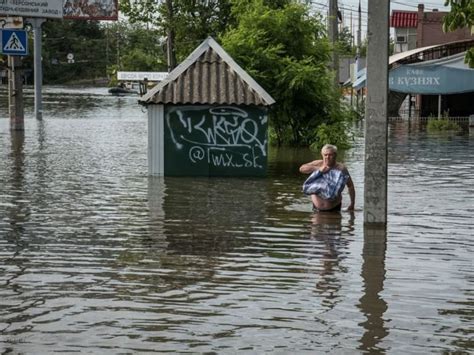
[299,160,322,174]
[346,176,355,210]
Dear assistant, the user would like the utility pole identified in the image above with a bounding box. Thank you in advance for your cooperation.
[29,18,45,120]
[350,9,353,48]
[356,0,362,110]
[364,0,389,225]
[357,0,362,65]
[8,55,24,130]
[116,30,120,69]
[165,0,177,72]
[328,0,339,87]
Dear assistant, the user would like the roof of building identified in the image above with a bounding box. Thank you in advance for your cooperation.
[353,39,474,90]
[139,37,275,106]
[391,11,418,28]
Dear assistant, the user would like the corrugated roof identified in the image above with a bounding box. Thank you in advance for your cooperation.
[390,11,418,28]
[139,37,275,106]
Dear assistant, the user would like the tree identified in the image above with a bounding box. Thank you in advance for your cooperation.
[109,21,167,73]
[39,20,166,84]
[41,20,108,83]
[443,0,474,67]
[120,0,234,64]
[221,0,352,148]
[337,26,354,55]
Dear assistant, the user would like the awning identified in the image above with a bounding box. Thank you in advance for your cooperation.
[390,52,474,94]
[353,51,474,94]
[391,11,418,28]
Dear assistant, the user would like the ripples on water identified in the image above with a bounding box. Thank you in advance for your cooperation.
[0,86,472,353]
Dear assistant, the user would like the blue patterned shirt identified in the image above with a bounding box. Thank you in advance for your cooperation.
[302,168,349,201]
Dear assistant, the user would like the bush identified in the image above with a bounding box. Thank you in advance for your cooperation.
[427,119,461,131]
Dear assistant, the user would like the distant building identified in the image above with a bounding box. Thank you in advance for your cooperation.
[391,4,474,54]
[390,4,474,118]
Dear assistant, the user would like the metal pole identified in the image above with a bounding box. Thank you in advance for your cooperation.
[364,0,389,225]
[8,55,24,130]
[30,18,46,120]
[438,95,442,118]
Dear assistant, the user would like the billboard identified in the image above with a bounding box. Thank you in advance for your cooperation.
[0,0,64,19]
[63,0,118,20]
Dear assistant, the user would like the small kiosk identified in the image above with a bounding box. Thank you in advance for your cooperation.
[139,37,275,176]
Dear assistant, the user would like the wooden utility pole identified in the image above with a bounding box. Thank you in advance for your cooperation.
[8,56,24,131]
[355,0,362,110]
[364,0,389,225]
[165,0,177,72]
[357,0,362,63]
[329,0,339,87]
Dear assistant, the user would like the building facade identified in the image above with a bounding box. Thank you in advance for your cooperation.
[391,4,474,53]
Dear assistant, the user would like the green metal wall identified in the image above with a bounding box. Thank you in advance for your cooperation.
[164,105,268,176]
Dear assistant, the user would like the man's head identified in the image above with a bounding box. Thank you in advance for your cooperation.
[321,144,337,167]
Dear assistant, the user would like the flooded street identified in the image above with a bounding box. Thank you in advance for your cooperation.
[0,86,472,353]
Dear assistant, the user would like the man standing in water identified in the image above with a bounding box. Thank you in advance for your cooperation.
[299,144,355,212]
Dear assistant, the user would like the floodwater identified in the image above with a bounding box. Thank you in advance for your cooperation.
[0,86,472,353]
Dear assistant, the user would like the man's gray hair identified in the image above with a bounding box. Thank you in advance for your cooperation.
[321,144,338,154]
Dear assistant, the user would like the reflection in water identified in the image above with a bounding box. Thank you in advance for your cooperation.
[7,130,26,239]
[0,86,472,353]
[3,130,30,341]
[310,212,354,310]
[358,225,388,353]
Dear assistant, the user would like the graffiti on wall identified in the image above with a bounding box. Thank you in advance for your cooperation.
[165,106,267,171]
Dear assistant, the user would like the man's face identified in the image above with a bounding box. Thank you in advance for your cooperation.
[322,149,336,166]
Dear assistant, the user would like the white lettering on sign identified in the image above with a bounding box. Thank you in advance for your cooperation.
[117,71,168,81]
[166,106,267,170]
[0,0,63,18]
[397,76,441,86]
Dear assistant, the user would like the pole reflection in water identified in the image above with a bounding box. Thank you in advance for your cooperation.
[7,130,26,239]
[358,225,388,352]
[4,130,30,339]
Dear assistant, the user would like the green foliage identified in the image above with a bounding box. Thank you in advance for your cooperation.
[41,20,107,84]
[221,1,351,148]
[311,121,352,152]
[3,0,354,150]
[337,27,354,55]
[427,119,461,131]
[443,0,474,67]
[121,0,234,63]
[39,20,166,84]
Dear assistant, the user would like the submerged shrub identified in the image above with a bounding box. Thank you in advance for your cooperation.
[427,119,461,131]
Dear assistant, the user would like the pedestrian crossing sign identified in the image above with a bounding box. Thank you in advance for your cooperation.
[1,30,28,56]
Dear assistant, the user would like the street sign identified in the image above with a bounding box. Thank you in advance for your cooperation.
[117,71,169,81]
[0,0,63,19]
[1,29,28,55]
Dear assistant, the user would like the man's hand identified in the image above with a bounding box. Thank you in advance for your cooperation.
[319,165,331,173]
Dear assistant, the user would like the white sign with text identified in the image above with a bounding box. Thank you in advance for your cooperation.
[0,0,63,19]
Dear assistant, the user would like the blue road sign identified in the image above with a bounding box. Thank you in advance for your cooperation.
[1,30,28,56]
